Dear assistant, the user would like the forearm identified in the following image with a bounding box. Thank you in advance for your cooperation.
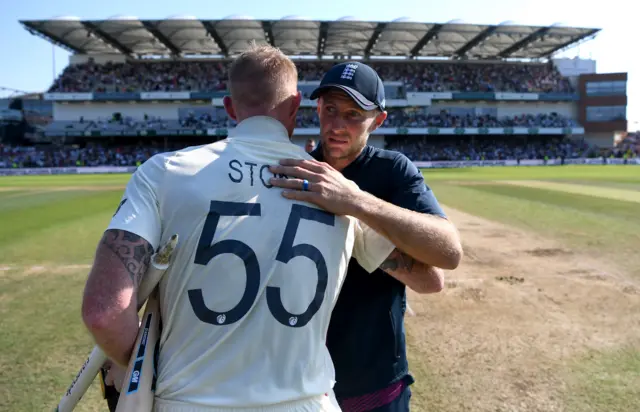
[87,298,140,368]
[82,263,141,368]
[352,191,462,269]
[82,229,154,368]
[380,249,444,293]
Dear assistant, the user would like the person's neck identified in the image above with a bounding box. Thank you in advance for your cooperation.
[237,113,293,138]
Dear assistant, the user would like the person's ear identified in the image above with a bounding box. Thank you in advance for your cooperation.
[223,96,237,121]
[290,91,302,119]
[369,110,387,132]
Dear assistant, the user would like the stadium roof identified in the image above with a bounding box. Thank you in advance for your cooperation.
[20,16,600,60]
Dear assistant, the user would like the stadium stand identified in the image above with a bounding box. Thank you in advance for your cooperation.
[48,60,574,94]
[2,137,637,169]
[2,16,635,173]
[386,136,597,161]
[42,107,580,133]
[0,144,168,168]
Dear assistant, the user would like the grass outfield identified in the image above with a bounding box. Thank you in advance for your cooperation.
[1,165,639,411]
[423,166,640,280]
[413,165,640,411]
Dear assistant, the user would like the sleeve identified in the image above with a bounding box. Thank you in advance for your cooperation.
[106,155,164,251]
[390,153,447,218]
[352,219,396,273]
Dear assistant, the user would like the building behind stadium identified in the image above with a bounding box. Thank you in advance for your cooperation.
[1,15,632,167]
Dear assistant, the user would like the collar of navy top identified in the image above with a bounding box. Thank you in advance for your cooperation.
[227,116,292,144]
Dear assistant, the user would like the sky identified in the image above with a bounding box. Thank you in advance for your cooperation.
[1,0,636,129]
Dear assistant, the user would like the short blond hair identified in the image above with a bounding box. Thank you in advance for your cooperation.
[228,42,298,110]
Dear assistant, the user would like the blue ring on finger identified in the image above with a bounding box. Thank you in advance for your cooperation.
[302,179,309,191]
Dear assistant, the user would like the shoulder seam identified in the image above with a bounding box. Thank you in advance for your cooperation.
[390,150,407,168]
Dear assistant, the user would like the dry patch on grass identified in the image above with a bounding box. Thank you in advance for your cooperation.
[406,207,640,411]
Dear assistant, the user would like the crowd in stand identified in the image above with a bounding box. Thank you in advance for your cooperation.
[61,108,577,133]
[180,111,214,129]
[385,138,603,161]
[382,110,576,128]
[49,61,228,94]
[0,144,172,168]
[619,132,639,153]
[85,114,174,132]
[381,62,573,93]
[12,58,636,169]
[49,60,573,94]
[2,137,636,169]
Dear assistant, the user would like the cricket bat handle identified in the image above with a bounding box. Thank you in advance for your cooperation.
[116,287,161,412]
[55,234,178,412]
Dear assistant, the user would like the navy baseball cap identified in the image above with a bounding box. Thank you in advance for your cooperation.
[309,62,386,111]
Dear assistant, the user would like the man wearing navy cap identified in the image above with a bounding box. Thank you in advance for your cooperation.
[269,61,463,411]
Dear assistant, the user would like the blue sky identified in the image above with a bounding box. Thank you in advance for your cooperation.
[2,0,636,128]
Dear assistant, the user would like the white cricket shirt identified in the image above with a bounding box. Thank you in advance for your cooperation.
[106,116,395,411]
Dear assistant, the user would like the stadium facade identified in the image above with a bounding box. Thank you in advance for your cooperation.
[8,16,630,161]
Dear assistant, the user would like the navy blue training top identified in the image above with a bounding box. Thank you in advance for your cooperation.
[310,144,446,399]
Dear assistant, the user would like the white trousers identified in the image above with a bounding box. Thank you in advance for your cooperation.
[153,392,341,412]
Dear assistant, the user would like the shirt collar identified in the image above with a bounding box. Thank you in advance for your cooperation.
[227,116,292,144]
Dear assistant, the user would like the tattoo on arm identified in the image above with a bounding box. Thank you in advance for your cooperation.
[101,229,154,286]
[379,249,415,273]
[379,248,444,293]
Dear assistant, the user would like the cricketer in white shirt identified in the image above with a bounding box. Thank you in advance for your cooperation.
[106,116,396,412]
